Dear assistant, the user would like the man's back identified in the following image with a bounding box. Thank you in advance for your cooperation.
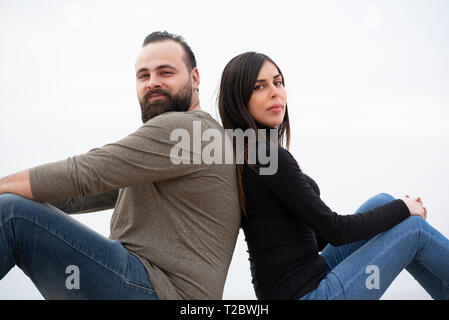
[30,110,241,299]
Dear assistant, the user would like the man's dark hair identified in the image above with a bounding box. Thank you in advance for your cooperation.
[142,31,197,71]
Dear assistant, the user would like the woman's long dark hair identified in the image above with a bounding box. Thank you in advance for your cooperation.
[218,52,290,217]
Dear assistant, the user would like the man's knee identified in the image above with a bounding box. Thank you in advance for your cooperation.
[0,193,32,217]
[0,193,27,206]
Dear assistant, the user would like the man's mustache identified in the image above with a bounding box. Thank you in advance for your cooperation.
[143,89,171,100]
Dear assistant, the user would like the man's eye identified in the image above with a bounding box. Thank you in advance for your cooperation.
[138,74,149,79]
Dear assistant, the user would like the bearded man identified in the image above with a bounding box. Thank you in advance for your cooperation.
[0,31,240,300]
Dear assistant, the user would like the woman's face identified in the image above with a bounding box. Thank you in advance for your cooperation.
[247,61,287,128]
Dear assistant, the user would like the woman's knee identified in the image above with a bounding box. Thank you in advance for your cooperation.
[355,192,396,214]
[403,215,426,231]
[372,192,395,204]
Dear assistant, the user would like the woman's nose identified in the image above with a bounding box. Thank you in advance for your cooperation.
[270,84,279,98]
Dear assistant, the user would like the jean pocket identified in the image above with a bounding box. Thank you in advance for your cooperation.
[124,252,157,295]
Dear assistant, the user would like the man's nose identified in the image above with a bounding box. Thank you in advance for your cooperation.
[146,74,162,89]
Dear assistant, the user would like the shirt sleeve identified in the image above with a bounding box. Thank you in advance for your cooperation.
[48,189,119,214]
[30,113,205,202]
[303,173,328,250]
[255,146,411,246]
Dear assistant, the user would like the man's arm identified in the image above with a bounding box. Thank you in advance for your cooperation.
[49,189,119,214]
[0,169,117,214]
[19,113,206,204]
[0,169,33,199]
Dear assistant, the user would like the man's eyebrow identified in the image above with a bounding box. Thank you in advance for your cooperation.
[136,65,178,75]
[156,64,178,71]
[255,74,282,83]
[136,67,148,75]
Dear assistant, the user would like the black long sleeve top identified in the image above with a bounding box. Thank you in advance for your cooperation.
[241,145,410,300]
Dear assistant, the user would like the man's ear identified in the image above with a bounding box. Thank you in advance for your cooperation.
[191,67,200,92]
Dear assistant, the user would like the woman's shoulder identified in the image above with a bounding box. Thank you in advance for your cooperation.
[244,141,301,175]
[256,140,297,162]
[243,142,320,194]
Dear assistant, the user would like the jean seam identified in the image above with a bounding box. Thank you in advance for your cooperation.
[327,271,346,300]
[415,218,423,260]
[125,280,156,294]
[2,215,146,290]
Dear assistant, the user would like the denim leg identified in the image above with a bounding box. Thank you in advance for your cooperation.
[321,193,394,270]
[320,193,449,299]
[0,193,158,300]
[302,215,449,300]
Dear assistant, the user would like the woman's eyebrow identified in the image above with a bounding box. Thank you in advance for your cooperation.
[255,74,282,83]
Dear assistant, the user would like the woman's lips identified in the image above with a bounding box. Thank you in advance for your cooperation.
[267,104,283,112]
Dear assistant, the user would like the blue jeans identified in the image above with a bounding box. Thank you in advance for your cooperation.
[0,193,158,299]
[300,193,449,300]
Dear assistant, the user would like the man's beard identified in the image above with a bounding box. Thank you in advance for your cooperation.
[139,80,193,123]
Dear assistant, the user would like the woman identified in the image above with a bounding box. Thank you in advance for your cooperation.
[218,51,449,300]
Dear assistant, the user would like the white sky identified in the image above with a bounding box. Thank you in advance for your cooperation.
[0,0,448,299]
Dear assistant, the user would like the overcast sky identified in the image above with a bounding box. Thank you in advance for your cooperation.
[1,0,448,299]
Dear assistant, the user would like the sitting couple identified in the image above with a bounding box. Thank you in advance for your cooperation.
[0,31,448,300]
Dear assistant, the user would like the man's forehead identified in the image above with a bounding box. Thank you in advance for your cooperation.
[135,40,186,70]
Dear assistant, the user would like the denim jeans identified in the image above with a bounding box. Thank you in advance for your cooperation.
[300,193,449,300]
[0,193,158,300]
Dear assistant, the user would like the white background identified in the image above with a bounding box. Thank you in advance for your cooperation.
[1,0,448,299]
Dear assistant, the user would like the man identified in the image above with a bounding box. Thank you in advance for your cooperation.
[0,31,241,299]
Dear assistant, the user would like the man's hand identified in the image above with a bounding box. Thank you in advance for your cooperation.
[0,169,34,199]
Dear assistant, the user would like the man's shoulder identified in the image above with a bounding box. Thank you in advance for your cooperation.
[143,110,220,130]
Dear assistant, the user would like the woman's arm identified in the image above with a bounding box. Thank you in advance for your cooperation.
[256,146,416,246]
[303,173,329,250]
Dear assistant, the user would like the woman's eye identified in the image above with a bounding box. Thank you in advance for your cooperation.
[254,85,264,90]
[274,81,283,87]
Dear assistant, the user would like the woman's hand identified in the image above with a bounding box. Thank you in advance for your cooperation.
[401,195,427,220]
